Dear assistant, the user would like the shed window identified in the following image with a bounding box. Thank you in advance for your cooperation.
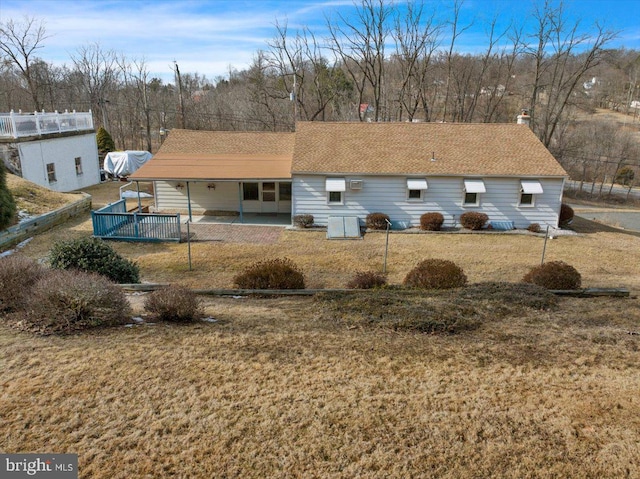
[46,163,56,183]
[75,157,83,175]
[328,191,343,204]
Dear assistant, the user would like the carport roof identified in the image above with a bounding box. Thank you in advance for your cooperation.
[129,129,294,181]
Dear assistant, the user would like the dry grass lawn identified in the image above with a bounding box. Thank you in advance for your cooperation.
[3,181,640,477]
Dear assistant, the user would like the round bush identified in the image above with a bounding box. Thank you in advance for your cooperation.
[293,214,314,228]
[49,236,140,284]
[460,212,488,230]
[233,258,305,289]
[522,261,581,290]
[527,223,542,233]
[23,269,131,334]
[403,259,468,289]
[0,255,47,313]
[346,271,388,289]
[559,203,574,227]
[366,212,390,230]
[420,212,444,231]
[144,285,202,322]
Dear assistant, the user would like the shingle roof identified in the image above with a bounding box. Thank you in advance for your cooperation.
[291,122,568,177]
[129,123,568,181]
[129,129,295,180]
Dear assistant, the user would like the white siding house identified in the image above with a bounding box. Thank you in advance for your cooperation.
[0,111,100,192]
[130,121,568,229]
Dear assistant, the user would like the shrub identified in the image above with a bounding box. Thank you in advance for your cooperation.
[0,255,47,313]
[49,236,140,284]
[96,126,116,154]
[420,212,445,231]
[21,269,131,334]
[366,212,390,230]
[0,160,16,230]
[346,271,388,289]
[144,285,202,322]
[293,214,314,228]
[527,223,542,233]
[460,212,488,230]
[616,166,635,186]
[234,258,305,290]
[559,203,574,227]
[522,261,581,290]
[403,259,467,289]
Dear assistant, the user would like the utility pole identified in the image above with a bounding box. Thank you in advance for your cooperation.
[174,61,186,129]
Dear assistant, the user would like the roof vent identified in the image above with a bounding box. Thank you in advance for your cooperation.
[431,151,436,162]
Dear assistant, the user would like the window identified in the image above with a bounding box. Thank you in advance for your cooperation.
[463,179,485,206]
[326,177,346,205]
[407,178,428,201]
[279,182,292,201]
[46,163,56,183]
[75,157,83,175]
[262,182,276,202]
[328,191,343,204]
[243,182,259,201]
[519,180,543,207]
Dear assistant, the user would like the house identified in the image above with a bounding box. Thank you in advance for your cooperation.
[129,121,568,229]
[0,111,100,192]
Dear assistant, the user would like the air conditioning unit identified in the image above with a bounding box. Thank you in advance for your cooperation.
[349,180,363,190]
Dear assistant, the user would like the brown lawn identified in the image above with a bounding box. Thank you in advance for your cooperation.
[2,181,640,478]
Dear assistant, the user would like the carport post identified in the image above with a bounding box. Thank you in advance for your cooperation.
[135,181,142,212]
[186,181,193,222]
[238,182,244,223]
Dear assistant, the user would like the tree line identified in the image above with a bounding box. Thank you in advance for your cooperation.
[1,1,639,197]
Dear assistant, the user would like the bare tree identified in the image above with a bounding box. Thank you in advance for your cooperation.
[0,16,50,111]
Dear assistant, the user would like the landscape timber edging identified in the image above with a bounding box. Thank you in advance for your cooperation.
[0,193,92,250]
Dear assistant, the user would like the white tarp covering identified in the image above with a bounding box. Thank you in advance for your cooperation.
[104,151,152,177]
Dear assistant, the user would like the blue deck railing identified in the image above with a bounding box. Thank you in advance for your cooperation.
[92,200,181,242]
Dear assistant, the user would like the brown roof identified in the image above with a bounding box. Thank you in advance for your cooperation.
[129,129,295,180]
[291,122,568,177]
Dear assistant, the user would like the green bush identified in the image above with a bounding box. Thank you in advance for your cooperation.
[49,236,140,284]
[559,203,574,227]
[0,161,16,230]
[403,259,467,289]
[346,271,388,289]
[0,255,47,313]
[615,166,635,186]
[522,261,581,290]
[460,212,488,230]
[233,258,305,289]
[527,223,542,233]
[21,269,131,334]
[293,214,314,228]
[420,212,444,231]
[144,285,202,322]
[366,212,390,230]
[96,126,116,154]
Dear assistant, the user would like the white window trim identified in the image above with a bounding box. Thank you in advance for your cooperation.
[407,178,428,202]
[519,192,535,207]
[462,179,485,207]
[518,180,542,207]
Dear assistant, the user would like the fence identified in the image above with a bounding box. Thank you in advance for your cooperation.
[92,199,181,242]
[0,110,94,138]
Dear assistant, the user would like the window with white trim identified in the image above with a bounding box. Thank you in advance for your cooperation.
[407,178,428,201]
[463,179,485,206]
[326,178,346,205]
[46,163,56,183]
[519,180,543,207]
[75,157,83,175]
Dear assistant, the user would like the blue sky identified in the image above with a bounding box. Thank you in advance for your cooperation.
[1,0,639,84]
